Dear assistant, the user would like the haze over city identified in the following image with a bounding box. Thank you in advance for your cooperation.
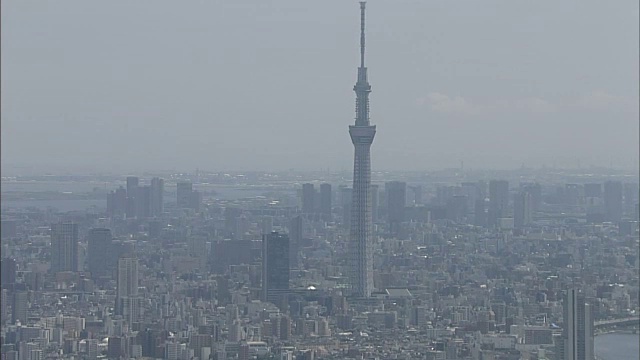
[1,2,639,360]
[2,0,638,174]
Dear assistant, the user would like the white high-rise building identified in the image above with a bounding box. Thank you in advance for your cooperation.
[116,255,140,324]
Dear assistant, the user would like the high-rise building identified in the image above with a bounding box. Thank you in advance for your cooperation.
[446,195,468,223]
[288,216,302,270]
[603,181,623,222]
[302,183,316,214]
[126,176,139,218]
[319,183,332,217]
[474,199,487,227]
[12,291,28,324]
[177,182,193,208]
[87,228,113,279]
[514,191,533,228]
[135,185,151,218]
[386,181,407,236]
[1,258,17,289]
[117,255,139,299]
[1,289,7,323]
[260,216,273,235]
[559,289,594,360]
[262,232,290,305]
[521,182,542,211]
[349,1,376,297]
[149,177,164,217]
[488,180,509,227]
[1,220,18,239]
[107,186,127,218]
[177,181,200,211]
[116,255,140,323]
[409,185,423,205]
[50,223,79,273]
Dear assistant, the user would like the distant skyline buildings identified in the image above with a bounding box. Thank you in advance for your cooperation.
[385,181,406,237]
[50,222,79,273]
[488,180,509,227]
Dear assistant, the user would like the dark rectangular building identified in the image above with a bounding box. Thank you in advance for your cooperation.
[262,232,290,304]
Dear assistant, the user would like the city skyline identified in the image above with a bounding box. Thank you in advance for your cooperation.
[0,1,638,358]
[2,0,638,173]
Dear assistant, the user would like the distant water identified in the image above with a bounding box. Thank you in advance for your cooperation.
[1,180,296,212]
[1,199,105,212]
[595,333,639,360]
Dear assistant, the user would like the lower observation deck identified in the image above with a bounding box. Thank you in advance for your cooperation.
[349,125,376,145]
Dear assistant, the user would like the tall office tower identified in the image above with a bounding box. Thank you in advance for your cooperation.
[12,291,28,324]
[474,199,487,227]
[488,180,509,227]
[603,181,623,222]
[135,186,151,218]
[319,183,332,218]
[1,258,17,289]
[262,232,290,304]
[564,184,581,205]
[385,181,407,237]
[302,183,316,214]
[50,223,79,273]
[1,289,7,323]
[460,182,478,209]
[87,228,113,279]
[409,185,423,205]
[149,177,164,217]
[126,176,139,218]
[288,216,302,270]
[107,186,127,217]
[189,190,202,212]
[177,182,193,208]
[559,289,594,360]
[521,182,542,211]
[116,255,140,322]
[446,196,468,223]
[260,216,273,235]
[117,255,139,299]
[1,219,18,239]
[514,191,532,229]
[348,1,376,298]
[224,207,242,238]
[371,184,379,222]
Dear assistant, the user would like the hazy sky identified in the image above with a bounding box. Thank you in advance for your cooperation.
[2,0,638,174]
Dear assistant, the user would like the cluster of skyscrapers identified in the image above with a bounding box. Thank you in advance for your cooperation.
[107,177,164,219]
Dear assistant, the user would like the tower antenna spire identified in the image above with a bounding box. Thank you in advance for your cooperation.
[360,1,366,68]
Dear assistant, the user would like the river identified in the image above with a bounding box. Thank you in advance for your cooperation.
[595,333,639,360]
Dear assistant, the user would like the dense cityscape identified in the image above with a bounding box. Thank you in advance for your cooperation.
[1,165,639,360]
[1,2,638,360]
